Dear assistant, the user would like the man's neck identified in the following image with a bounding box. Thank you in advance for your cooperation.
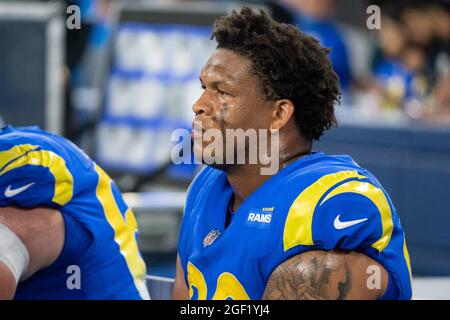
[226,145,312,212]
[227,164,271,212]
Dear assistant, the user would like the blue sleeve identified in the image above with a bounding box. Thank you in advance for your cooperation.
[279,178,393,256]
[305,181,410,300]
[266,178,404,297]
[54,213,93,266]
[311,190,386,251]
[0,141,74,209]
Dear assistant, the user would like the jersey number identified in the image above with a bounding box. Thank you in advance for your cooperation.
[187,262,250,300]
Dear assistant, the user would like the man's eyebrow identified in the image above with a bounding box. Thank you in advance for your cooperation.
[199,76,235,87]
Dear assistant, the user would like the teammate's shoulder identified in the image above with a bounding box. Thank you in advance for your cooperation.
[1,125,61,153]
[0,125,51,140]
[0,126,94,208]
[0,125,92,168]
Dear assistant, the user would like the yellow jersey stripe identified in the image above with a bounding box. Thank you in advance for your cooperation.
[0,144,39,170]
[0,146,74,206]
[403,235,413,288]
[283,171,366,252]
[94,164,149,300]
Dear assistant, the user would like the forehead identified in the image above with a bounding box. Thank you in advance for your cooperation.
[200,48,253,82]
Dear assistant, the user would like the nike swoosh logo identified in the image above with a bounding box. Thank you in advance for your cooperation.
[334,214,368,230]
[4,182,35,198]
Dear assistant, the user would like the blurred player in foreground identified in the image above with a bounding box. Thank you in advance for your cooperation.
[173,8,412,300]
[0,125,149,300]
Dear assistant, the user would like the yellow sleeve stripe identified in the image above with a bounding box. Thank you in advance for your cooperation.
[94,164,149,299]
[403,236,413,287]
[0,145,74,206]
[320,180,394,252]
[0,144,39,169]
[283,170,366,252]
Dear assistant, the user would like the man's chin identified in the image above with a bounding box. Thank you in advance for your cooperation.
[199,155,232,172]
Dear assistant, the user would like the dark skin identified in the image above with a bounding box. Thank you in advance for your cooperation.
[173,48,388,300]
[263,250,387,300]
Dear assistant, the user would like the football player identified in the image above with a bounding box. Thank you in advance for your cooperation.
[0,125,149,299]
[173,8,412,300]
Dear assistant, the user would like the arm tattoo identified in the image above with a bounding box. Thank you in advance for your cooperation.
[263,251,352,300]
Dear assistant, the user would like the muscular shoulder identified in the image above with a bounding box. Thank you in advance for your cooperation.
[0,128,95,208]
[279,165,394,253]
[263,250,388,300]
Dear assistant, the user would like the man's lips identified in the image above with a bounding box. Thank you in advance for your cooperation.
[191,122,204,139]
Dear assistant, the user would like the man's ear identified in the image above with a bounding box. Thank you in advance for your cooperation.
[270,99,295,130]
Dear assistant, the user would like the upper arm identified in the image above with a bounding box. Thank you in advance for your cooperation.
[270,172,398,300]
[0,206,65,282]
[263,250,388,300]
[172,254,189,300]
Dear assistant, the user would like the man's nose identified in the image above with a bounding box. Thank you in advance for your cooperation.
[192,91,211,116]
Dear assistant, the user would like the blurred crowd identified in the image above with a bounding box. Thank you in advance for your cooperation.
[276,0,450,123]
[370,0,450,123]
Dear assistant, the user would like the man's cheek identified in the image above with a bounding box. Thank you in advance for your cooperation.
[219,102,232,121]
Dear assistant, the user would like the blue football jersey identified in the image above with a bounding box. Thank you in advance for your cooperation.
[179,152,412,300]
[0,126,149,300]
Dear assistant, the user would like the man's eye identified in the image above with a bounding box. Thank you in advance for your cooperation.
[217,89,227,96]
[200,85,206,90]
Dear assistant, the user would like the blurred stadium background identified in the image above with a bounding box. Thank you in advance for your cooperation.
[0,0,449,299]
